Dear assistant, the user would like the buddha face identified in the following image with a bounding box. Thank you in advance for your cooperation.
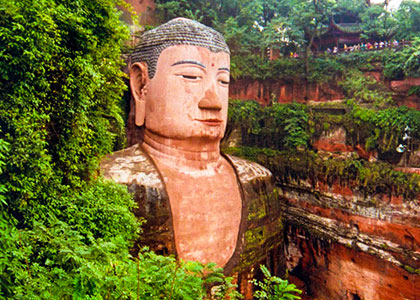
[134,44,230,143]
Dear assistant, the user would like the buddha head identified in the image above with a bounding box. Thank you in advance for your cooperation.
[129,18,230,147]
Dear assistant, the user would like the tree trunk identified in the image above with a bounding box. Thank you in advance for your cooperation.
[305,27,317,77]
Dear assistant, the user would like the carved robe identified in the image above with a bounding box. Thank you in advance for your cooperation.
[101,143,283,275]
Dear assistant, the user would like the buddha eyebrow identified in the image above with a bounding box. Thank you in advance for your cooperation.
[218,67,230,72]
[171,60,206,68]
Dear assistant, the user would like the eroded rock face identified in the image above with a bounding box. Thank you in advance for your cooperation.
[229,75,420,107]
[312,126,353,153]
[280,180,420,300]
[229,79,344,105]
[388,77,420,110]
[286,230,420,300]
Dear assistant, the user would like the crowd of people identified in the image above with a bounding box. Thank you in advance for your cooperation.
[283,39,407,59]
[325,39,403,54]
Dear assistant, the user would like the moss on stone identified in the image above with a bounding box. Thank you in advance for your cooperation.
[403,265,420,275]
[226,146,420,201]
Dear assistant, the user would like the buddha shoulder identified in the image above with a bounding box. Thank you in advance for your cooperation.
[100,143,162,189]
[224,154,273,182]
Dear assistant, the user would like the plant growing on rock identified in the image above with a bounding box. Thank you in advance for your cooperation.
[251,265,302,300]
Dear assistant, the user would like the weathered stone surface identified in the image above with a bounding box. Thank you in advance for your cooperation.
[279,180,420,300]
[286,229,420,300]
[229,74,419,106]
[312,126,353,153]
[101,144,284,298]
[390,77,420,93]
[229,79,344,105]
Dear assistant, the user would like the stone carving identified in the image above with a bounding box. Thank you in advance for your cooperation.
[101,18,283,283]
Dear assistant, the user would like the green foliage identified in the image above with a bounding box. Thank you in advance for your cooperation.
[232,55,304,80]
[225,146,420,200]
[0,210,237,299]
[251,265,301,300]
[230,55,305,80]
[335,50,387,72]
[0,138,10,206]
[0,180,139,299]
[0,0,129,217]
[230,47,417,83]
[344,104,420,154]
[359,4,397,41]
[310,102,420,158]
[339,69,393,107]
[136,250,242,300]
[383,37,420,79]
[306,55,345,82]
[226,98,420,200]
[394,0,420,40]
[228,99,420,159]
[227,100,310,150]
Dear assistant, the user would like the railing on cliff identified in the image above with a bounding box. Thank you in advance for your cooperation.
[276,40,413,59]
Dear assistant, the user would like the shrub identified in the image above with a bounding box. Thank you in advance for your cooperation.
[383,37,420,79]
[339,69,393,107]
[252,265,301,300]
[227,100,310,150]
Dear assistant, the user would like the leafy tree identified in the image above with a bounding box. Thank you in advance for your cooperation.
[0,0,129,216]
[262,16,304,56]
[288,0,337,74]
[394,0,420,40]
[359,3,398,41]
[333,0,367,16]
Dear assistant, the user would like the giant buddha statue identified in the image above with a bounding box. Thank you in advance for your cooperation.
[101,18,283,288]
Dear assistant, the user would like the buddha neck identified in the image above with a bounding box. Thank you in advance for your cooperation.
[142,129,223,170]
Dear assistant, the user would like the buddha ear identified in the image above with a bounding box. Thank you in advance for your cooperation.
[129,62,149,126]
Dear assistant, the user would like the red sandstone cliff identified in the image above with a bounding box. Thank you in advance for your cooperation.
[280,179,420,300]
[229,76,420,109]
[276,126,420,300]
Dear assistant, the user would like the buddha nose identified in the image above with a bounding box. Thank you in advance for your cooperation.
[198,85,222,111]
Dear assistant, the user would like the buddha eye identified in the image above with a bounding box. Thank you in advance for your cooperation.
[181,75,201,80]
[219,79,229,85]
